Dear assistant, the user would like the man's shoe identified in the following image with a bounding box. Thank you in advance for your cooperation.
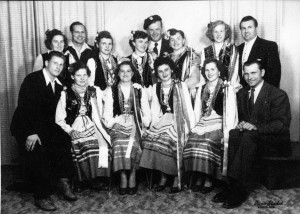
[200,185,214,194]
[34,198,57,211]
[212,188,231,203]
[119,187,127,195]
[222,190,248,209]
[154,185,166,192]
[128,186,138,195]
[191,185,203,192]
[59,178,78,201]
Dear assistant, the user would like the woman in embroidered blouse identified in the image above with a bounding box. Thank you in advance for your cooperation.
[33,29,68,72]
[87,31,118,91]
[56,62,111,191]
[167,28,201,104]
[201,20,241,91]
[139,57,195,193]
[102,60,151,195]
[127,30,153,102]
[183,58,225,194]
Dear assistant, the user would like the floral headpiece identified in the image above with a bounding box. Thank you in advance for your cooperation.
[129,30,135,41]
[94,31,101,48]
[117,57,131,65]
[207,22,213,29]
[164,30,170,40]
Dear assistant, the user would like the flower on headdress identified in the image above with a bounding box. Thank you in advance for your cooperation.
[207,22,213,29]
[149,16,153,20]
[111,51,119,60]
[129,31,135,41]
[133,83,142,89]
[164,30,170,40]
[118,57,130,65]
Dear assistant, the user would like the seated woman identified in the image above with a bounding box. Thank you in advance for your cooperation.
[139,57,195,193]
[166,28,201,103]
[56,62,111,191]
[183,58,225,194]
[201,20,241,91]
[127,30,153,102]
[33,29,68,75]
[102,60,151,195]
[87,31,118,90]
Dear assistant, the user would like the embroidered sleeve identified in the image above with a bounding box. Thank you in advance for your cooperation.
[55,91,73,134]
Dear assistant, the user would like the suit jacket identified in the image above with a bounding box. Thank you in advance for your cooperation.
[159,38,172,57]
[237,82,291,144]
[238,37,281,87]
[11,70,64,142]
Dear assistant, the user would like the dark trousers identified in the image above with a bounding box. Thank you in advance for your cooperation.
[227,129,290,190]
[16,124,75,199]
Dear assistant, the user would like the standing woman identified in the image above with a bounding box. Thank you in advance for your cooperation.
[102,61,151,195]
[167,28,201,103]
[87,31,118,90]
[127,30,153,102]
[56,62,111,190]
[201,20,241,90]
[33,29,68,72]
[183,58,225,194]
[139,57,195,193]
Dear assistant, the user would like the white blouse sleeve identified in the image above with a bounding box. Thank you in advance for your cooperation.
[181,82,196,129]
[140,87,151,127]
[231,52,242,91]
[55,91,73,134]
[95,86,104,116]
[32,54,43,72]
[150,84,162,126]
[102,87,117,129]
[87,58,96,86]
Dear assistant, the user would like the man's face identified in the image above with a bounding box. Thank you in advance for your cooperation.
[71,24,86,45]
[243,63,265,88]
[45,56,64,79]
[240,20,257,42]
[147,21,162,42]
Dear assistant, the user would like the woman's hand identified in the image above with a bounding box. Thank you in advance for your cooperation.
[69,130,81,140]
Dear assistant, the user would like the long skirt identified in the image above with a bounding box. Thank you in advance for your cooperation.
[110,123,142,172]
[71,115,111,181]
[183,116,223,179]
[140,113,178,176]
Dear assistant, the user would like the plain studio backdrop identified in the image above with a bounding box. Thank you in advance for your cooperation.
[0,0,299,165]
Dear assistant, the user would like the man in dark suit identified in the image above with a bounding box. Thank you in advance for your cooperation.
[213,59,291,209]
[10,51,77,211]
[238,16,281,87]
[143,14,172,58]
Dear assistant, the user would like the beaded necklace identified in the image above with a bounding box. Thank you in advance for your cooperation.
[160,81,174,112]
[100,54,116,86]
[118,84,133,122]
[212,42,226,62]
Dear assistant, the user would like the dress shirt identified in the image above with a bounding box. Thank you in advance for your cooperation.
[248,79,264,104]
[149,39,162,56]
[242,36,258,65]
[43,68,62,93]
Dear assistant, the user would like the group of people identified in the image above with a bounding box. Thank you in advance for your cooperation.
[10,14,291,212]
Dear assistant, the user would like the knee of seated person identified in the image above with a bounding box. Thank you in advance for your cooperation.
[229,129,241,137]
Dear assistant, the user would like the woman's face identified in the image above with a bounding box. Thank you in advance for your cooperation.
[51,35,65,52]
[157,64,172,82]
[72,68,89,87]
[169,32,185,51]
[118,64,134,83]
[99,38,113,56]
[133,38,149,54]
[205,62,220,82]
[213,24,226,43]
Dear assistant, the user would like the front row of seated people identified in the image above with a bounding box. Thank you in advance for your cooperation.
[11,50,291,211]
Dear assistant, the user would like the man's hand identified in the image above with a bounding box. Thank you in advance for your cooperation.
[236,121,257,131]
[25,134,41,151]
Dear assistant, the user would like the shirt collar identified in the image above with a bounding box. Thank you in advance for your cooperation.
[245,35,257,46]
[248,79,264,93]
[43,68,62,86]
[69,41,92,52]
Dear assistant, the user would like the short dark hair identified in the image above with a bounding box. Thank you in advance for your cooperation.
[240,16,258,29]
[206,20,232,42]
[243,59,263,71]
[48,51,66,62]
[94,30,113,48]
[154,57,176,78]
[70,21,86,33]
[69,61,91,77]
[129,30,149,51]
[44,29,68,50]
[168,28,185,39]
[201,58,224,81]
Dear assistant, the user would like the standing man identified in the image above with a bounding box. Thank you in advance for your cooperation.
[213,59,291,209]
[65,21,95,65]
[143,14,172,58]
[11,51,77,211]
[238,16,281,87]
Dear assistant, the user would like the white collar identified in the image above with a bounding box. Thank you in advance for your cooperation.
[69,41,92,52]
[248,79,264,93]
[245,36,257,46]
[42,68,62,86]
[151,39,162,46]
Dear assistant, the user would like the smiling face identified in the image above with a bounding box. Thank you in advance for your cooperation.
[205,62,220,82]
[133,37,149,54]
[157,64,172,82]
[45,56,65,80]
[99,38,113,56]
[72,68,89,87]
[51,35,65,52]
[213,24,226,43]
[169,32,185,51]
[71,24,86,45]
[240,20,257,42]
[118,64,134,83]
[243,63,265,88]
[147,21,163,42]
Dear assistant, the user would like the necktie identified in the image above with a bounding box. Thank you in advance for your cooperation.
[47,82,55,94]
[248,87,255,114]
[153,42,158,55]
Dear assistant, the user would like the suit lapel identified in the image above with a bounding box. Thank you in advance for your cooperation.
[248,37,260,61]
[252,82,268,116]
